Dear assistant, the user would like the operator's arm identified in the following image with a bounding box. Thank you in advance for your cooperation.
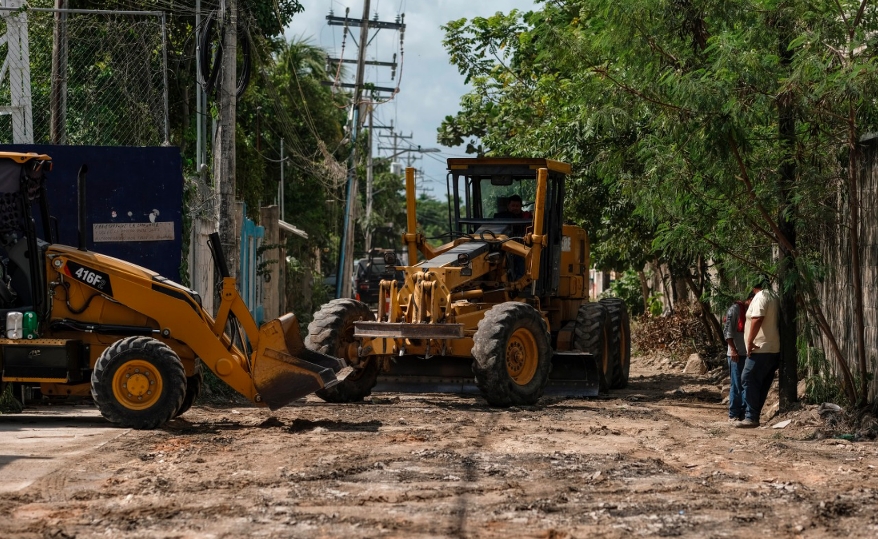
[746,317,764,357]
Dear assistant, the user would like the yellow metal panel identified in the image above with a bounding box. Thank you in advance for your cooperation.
[41,382,90,396]
[0,152,52,163]
[447,157,572,175]
[559,225,589,301]
[558,276,571,297]
[0,338,69,345]
[2,377,67,383]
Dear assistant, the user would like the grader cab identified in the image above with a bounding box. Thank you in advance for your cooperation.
[307,158,630,406]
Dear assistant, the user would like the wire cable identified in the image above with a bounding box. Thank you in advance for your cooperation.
[198,9,251,99]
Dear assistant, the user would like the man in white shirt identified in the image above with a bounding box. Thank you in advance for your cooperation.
[735,278,780,428]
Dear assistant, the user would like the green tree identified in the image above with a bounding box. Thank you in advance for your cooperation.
[439,0,878,405]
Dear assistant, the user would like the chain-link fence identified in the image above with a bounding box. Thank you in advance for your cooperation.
[0,5,168,146]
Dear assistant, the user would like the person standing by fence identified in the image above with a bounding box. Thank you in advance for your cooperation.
[735,279,780,428]
[724,291,753,423]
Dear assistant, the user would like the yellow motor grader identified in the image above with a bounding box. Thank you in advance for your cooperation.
[307,158,630,406]
[0,152,347,428]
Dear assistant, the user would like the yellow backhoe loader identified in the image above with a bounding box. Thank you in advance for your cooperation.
[307,158,630,406]
[0,152,347,428]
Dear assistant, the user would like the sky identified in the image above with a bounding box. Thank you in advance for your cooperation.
[285,0,539,198]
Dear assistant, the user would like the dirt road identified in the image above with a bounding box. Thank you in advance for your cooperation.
[1,358,877,538]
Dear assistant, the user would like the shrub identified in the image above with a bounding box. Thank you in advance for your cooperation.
[632,301,717,362]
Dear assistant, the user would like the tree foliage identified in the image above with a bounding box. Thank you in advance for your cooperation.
[439,0,878,404]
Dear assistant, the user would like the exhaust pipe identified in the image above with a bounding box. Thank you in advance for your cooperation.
[77,164,88,251]
[208,231,231,278]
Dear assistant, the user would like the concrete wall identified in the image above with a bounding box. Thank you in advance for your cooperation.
[260,205,281,321]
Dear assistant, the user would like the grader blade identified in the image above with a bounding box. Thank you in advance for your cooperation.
[373,353,600,397]
[543,352,600,397]
[374,356,478,394]
[252,314,348,410]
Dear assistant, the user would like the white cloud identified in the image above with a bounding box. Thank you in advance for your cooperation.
[285,0,538,194]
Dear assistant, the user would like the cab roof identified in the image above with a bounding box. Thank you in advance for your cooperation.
[447,157,572,175]
[0,152,52,164]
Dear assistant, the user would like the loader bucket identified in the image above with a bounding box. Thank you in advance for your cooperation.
[543,352,600,397]
[252,313,349,410]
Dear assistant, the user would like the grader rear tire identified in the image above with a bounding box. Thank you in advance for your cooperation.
[472,302,552,407]
[307,298,378,403]
[91,336,186,429]
[600,298,631,389]
[573,302,616,393]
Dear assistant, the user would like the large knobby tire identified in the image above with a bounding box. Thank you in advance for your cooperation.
[307,298,378,403]
[174,360,204,418]
[472,302,552,407]
[573,302,615,393]
[600,298,631,389]
[91,336,186,429]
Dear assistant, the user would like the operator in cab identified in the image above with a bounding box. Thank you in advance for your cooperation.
[494,194,532,219]
[493,194,531,279]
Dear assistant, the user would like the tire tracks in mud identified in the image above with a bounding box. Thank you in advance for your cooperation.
[3,362,878,538]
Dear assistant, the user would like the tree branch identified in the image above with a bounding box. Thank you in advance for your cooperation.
[727,136,798,256]
[852,0,869,33]
[833,0,852,38]
[592,66,695,114]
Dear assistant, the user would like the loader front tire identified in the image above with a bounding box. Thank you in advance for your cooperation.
[573,302,615,393]
[91,336,186,429]
[174,360,203,418]
[472,302,552,407]
[600,298,631,389]
[307,299,378,403]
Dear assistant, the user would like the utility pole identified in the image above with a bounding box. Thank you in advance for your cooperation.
[50,0,68,144]
[416,168,434,198]
[380,129,412,163]
[378,136,440,199]
[214,0,238,277]
[378,135,440,167]
[280,138,285,221]
[332,2,405,299]
[337,0,370,300]
[364,104,375,251]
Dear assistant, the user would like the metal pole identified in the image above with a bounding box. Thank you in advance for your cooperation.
[280,138,285,221]
[364,103,374,251]
[161,11,170,145]
[196,0,202,176]
[337,104,359,299]
[50,0,68,144]
[6,0,33,144]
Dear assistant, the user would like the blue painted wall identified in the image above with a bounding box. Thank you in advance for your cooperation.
[239,206,265,324]
[0,145,183,282]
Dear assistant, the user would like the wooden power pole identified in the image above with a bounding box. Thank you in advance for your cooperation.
[214,0,238,277]
[336,0,371,300]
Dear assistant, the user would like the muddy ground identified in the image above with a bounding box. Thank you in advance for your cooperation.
[2,356,877,539]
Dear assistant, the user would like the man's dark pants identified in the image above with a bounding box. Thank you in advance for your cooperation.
[741,352,780,422]
[728,355,745,420]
